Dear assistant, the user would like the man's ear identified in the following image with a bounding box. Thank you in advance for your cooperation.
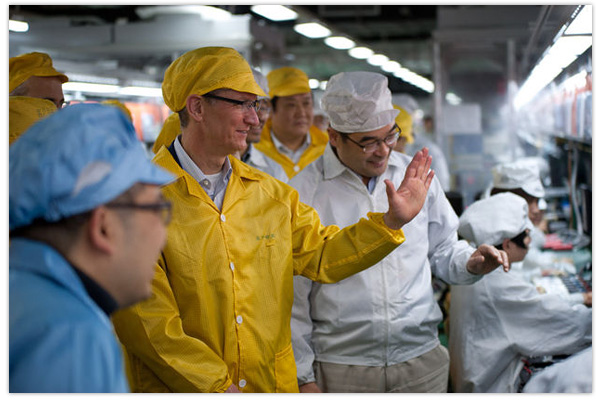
[328,127,340,147]
[186,94,204,123]
[87,207,117,255]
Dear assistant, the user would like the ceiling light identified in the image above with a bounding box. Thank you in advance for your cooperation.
[63,82,119,94]
[136,5,231,21]
[293,22,331,39]
[9,19,29,32]
[565,5,592,35]
[324,36,355,50]
[348,47,374,59]
[381,60,402,73]
[251,5,298,22]
[119,86,163,97]
[367,54,389,66]
[309,79,320,89]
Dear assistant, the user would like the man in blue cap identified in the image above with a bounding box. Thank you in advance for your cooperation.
[9,104,174,392]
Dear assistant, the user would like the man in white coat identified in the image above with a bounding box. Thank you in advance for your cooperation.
[449,192,592,392]
[290,71,509,393]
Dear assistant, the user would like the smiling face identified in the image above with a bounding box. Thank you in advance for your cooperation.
[246,98,271,144]
[200,89,260,156]
[329,123,396,185]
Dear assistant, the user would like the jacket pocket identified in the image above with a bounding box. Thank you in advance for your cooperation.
[274,343,299,393]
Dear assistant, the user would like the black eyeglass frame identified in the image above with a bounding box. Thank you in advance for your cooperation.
[106,201,173,225]
[337,123,402,153]
[202,93,261,112]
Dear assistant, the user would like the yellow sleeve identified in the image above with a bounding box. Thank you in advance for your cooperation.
[290,192,405,282]
[112,257,233,393]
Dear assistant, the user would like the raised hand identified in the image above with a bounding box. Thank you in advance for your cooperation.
[466,244,510,274]
[383,147,434,230]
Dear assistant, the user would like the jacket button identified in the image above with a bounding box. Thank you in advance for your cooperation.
[293,165,300,172]
[236,315,243,324]
[239,379,247,388]
[220,214,226,222]
[230,262,235,271]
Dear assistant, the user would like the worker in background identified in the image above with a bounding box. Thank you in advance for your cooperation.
[239,68,287,182]
[9,96,56,145]
[312,102,330,133]
[254,66,328,179]
[290,71,510,393]
[391,104,414,153]
[102,99,134,122]
[487,159,591,305]
[9,51,69,109]
[449,192,592,393]
[111,46,436,393]
[9,104,174,392]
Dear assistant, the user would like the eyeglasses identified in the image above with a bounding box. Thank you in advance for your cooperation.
[510,229,530,249]
[339,124,401,153]
[202,93,261,112]
[107,201,173,226]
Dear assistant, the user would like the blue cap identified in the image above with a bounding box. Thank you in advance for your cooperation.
[10,103,175,231]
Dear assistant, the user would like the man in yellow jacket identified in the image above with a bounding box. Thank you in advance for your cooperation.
[111,47,503,393]
[254,66,328,179]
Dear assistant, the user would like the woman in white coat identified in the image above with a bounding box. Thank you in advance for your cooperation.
[448,192,592,392]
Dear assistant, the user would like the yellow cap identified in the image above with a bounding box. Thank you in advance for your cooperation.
[267,67,311,98]
[9,96,57,145]
[162,47,266,112]
[101,99,133,122]
[9,52,68,93]
[394,105,413,144]
[152,113,181,154]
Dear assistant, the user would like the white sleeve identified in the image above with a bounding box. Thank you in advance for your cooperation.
[291,275,317,385]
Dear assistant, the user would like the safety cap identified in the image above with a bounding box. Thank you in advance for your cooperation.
[162,47,266,112]
[267,66,311,98]
[322,71,399,133]
[458,192,533,247]
[9,96,57,146]
[394,105,413,144]
[9,52,68,93]
[9,103,175,231]
[101,99,133,122]
[492,159,545,198]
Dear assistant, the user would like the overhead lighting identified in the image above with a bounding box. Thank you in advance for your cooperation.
[381,60,402,73]
[251,5,298,22]
[565,5,592,35]
[319,80,328,91]
[63,82,119,94]
[9,19,29,32]
[119,86,163,97]
[446,92,462,105]
[324,36,355,50]
[136,5,231,21]
[367,54,389,66]
[348,47,374,59]
[309,79,320,89]
[293,22,331,39]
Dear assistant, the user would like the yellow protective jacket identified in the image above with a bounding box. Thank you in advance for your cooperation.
[112,146,405,393]
[253,120,327,179]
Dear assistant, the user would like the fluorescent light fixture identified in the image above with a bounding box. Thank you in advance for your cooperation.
[348,47,374,59]
[319,80,328,91]
[446,92,462,105]
[309,79,320,89]
[324,36,355,50]
[66,74,119,85]
[381,60,402,73]
[293,22,331,39]
[119,86,163,97]
[367,54,389,66]
[136,5,231,20]
[515,34,592,109]
[251,5,297,22]
[565,5,592,35]
[9,19,29,32]
[63,82,119,94]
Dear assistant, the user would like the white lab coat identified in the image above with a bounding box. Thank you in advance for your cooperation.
[407,132,450,191]
[449,267,592,393]
[289,144,477,385]
[522,346,592,393]
[242,143,288,183]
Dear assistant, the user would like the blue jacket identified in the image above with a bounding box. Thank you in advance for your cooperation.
[9,238,129,393]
